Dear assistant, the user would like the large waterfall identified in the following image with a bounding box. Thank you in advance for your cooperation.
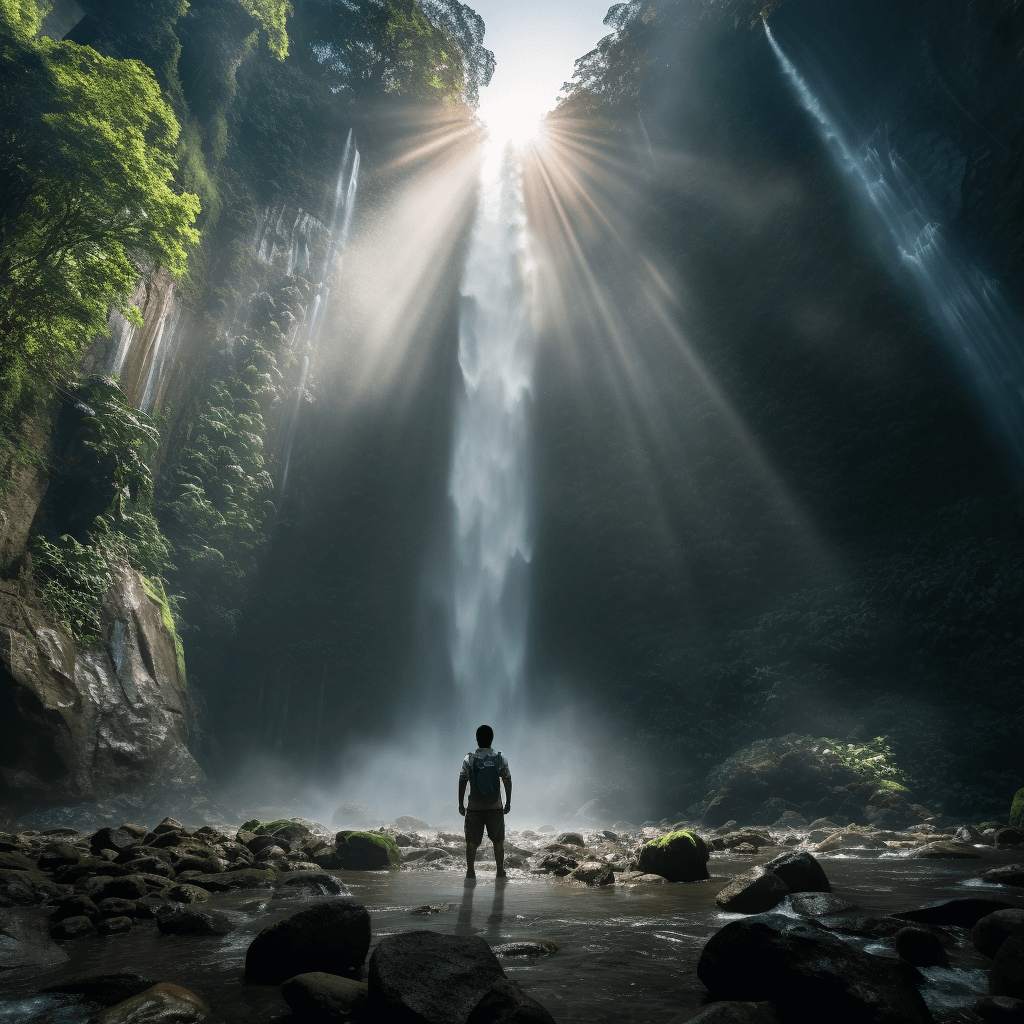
[765,22,1024,474]
[448,143,535,730]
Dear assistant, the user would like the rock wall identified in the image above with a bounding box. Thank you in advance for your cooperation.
[0,564,203,818]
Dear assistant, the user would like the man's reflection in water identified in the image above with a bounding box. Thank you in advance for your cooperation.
[455,876,507,937]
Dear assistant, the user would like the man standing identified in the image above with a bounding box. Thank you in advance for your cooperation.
[458,724,512,879]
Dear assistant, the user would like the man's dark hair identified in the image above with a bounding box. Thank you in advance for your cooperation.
[476,724,494,748]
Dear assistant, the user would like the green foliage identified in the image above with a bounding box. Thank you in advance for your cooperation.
[651,829,697,849]
[237,0,292,60]
[32,382,174,645]
[141,574,187,686]
[1011,788,1024,829]
[0,12,200,426]
[162,333,278,638]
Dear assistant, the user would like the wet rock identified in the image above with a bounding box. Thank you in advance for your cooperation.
[1,908,69,966]
[249,834,288,858]
[163,883,209,904]
[720,832,774,851]
[51,914,96,940]
[52,894,100,924]
[90,827,138,859]
[97,897,136,917]
[188,867,276,891]
[368,930,505,1024]
[122,854,174,879]
[98,915,132,935]
[681,1003,782,1023]
[54,858,127,883]
[896,898,1017,928]
[44,971,157,1006]
[772,811,809,829]
[84,874,149,901]
[281,972,368,1020]
[405,847,448,863]
[983,865,1024,887]
[556,832,585,847]
[907,841,982,859]
[697,916,931,1023]
[37,843,82,871]
[625,872,670,883]
[893,926,949,967]
[155,904,234,936]
[997,830,1024,848]
[491,941,559,958]
[956,825,985,844]
[974,911,1024,958]
[93,982,209,1023]
[637,830,710,882]
[279,870,347,896]
[972,995,1024,1022]
[394,815,431,831]
[788,893,857,917]
[570,861,615,886]
[0,850,37,870]
[815,916,921,939]
[715,871,789,914]
[992,934,1024,998]
[814,831,889,853]
[245,899,371,983]
[333,831,402,869]
[763,851,831,894]
[467,976,556,1024]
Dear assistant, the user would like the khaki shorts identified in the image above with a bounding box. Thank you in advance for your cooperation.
[464,808,505,845]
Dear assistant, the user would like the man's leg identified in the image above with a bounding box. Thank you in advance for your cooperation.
[466,841,478,879]
[494,841,505,877]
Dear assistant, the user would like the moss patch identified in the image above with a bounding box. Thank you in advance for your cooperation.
[1011,788,1024,829]
[650,829,698,850]
[141,574,186,688]
[337,830,402,868]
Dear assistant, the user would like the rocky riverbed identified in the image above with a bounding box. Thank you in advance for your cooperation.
[1,814,1023,1022]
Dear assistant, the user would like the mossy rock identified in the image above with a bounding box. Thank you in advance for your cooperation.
[637,830,710,882]
[334,831,402,870]
[1011,788,1024,829]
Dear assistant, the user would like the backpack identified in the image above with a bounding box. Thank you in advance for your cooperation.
[469,750,502,797]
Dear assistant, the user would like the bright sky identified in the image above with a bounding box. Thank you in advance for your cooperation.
[470,0,616,140]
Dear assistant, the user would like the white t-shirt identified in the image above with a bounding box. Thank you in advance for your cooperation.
[460,747,511,810]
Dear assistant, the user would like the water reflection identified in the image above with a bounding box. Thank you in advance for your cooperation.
[455,876,507,937]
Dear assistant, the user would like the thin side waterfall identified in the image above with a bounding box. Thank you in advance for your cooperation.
[765,22,1024,473]
[279,136,360,493]
[449,144,534,728]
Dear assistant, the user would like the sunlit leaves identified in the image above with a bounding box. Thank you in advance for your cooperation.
[237,0,293,59]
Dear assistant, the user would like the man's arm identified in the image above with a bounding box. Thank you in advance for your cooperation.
[502,776,512,814]
[458,777,468,816]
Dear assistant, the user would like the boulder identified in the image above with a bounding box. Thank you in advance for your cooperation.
[556,832,585,847]
[997,830,1024,848]
[187,868,276,892]
[163,883,210,904]
[983,865,1024,887]
[975,911,1024,958]
[279,870,347,896]
[52,894,100,924]
[467,977,557,1024]
[992,934,1024,999]
[956,825,985,844]
[814,831,889,853]
[281,973,368,1021]
[44,971,157,1006]
[0,850,37,871]
[155,904,234,936]
[788,893,857,917]
[333,831,402,869]
[681,1003,782,1023]
[570,862,615,886]
[86,874,149,901]
[92,982,208,1024]
[98,915,132,935]
[907,842,982,859]
[762,851,831,894]
[715,871,789,914]
[394,816,431,832]
[50,914,96,940]
[893,926,949,967]
[697,916,932,1023]
[97,897,137,918]
[637,830,710,882]
[972,995,1024,1022]
[368,930,505,1024]
[491,941,559,958]
[896,898,1017,928]
[90,827,137,859]
[1,908,69,966]
[121,855,174,879]
[37,843,84,871]
[245,899,371,983]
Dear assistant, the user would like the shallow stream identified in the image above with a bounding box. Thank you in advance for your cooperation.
[3,849,1021,1023]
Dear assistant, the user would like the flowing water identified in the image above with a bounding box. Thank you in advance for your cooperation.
[448,142,534,729]
[2,849,1018,1023]
[765,22,1024,475]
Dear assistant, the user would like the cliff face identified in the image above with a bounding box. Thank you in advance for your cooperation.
[0,564,203,822]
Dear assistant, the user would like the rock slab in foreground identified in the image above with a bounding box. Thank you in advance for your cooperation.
[896,898,1018,928]
[637,830,710,882]
[368,930,505,1024]
[93,982,208,1024]
[0,909,69,967]
[697,916,933,1024]
[246,899,371,984]
[281,972,368,1020]
[466,977,556,1024]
